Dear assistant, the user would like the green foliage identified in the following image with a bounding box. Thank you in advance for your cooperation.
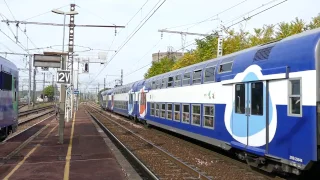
[43,85,54,100]
[144,13,320,78]
[144,57,175,79]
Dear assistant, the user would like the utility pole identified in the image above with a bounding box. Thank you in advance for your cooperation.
[217,33,223,57]
[68,4,76,122]
[43,72,45,92]
[76,60,79,111]
[28,55,32,106]
[33,68,36,107]
[121,69,123,86]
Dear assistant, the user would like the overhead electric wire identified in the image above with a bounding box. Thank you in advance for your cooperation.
[163,0,249,31]
[23,4,69,21]
[114,0,288,80]
[83,0,167,88]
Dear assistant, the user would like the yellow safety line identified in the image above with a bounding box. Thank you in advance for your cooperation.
[64,112,76,180]
[4,124,58,180]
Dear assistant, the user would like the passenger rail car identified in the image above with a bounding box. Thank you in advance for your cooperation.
[100,28,320,175]
[0,56,19,139]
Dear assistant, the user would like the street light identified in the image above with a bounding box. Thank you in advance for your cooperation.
[51,8,78,144]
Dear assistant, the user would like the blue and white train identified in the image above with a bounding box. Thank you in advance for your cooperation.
[100,27,320,175]
[0,56,19,139]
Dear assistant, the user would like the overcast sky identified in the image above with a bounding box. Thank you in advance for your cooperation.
[0,0,319,94]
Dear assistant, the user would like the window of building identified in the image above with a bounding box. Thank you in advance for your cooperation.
[193,70,202,84]
[204,67,215,82]
[182,104,190,123]
[203,105,214,128]
[288,79,302,116]
[161,103,166,118]
[192,105,201,125]
[174,104,180,121]
[168,76,174,87]
[175,75,181,87]
[167,103,172,120]
[151,103,154,116]
[218,62,233,73]
[183,72,190,86]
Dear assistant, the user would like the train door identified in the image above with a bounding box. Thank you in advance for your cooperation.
[232,81,267,153]
[128,92,134,115]
[13,77,18,119]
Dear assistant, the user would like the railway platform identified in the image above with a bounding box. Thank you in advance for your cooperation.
[0,105,140,180]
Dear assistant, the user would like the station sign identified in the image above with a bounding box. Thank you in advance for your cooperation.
[34,54,61,68]
[57,70,71,84]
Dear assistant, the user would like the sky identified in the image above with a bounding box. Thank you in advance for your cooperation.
[0,0,320,95]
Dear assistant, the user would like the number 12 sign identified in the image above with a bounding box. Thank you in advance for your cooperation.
[57,70,71,84]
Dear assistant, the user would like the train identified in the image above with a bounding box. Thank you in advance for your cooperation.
[0,56,19,140]
[100,27,320,176]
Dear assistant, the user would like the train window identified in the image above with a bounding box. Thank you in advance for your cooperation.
[235,84,245,114]
[174,104,180,121]
[152,81,156,89]
[156,103,160,117]
[203,105,215,129]
[151,103,155,116]
[175,75,181,87]
[161,104,166,118]
[157,80,161,89]
[288,79,302,116]
[218,62,233,73]
[193,70,202,84]
[168,76,174,87]
[182,104,190,123]
[251,82,263,115]
[204,67,215,82]
[1,72,12,90]
[167,103,172,120]
[192,104,201,126]
[183,72,190,86]
[14,77,17,89]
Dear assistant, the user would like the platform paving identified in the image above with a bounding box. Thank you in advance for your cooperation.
[0,105,136,180]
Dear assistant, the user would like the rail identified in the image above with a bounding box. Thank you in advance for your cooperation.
[19,105,54,118]
[87,105,212,180]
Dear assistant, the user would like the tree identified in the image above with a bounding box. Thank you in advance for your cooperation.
[143,13,320,77]
[43,85,54,101]
[144,57,175,79]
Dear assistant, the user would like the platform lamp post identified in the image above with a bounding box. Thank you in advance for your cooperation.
[52,8,78,144]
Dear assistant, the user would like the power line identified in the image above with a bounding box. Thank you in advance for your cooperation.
[84,0,167,88]
[163,0,249,30]
[114,0,288,81]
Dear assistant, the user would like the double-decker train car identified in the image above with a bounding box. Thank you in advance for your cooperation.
[100,27,320,175]
[0,56,19,139]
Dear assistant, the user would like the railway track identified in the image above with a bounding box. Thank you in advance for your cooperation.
[0,105,56,142]
[19,105,54,118]
[87,106,212,180]
[87,103,290,180]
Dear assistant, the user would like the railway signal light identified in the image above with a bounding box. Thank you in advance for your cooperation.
[84,63,89,73]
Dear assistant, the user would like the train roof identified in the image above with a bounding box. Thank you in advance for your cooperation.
[106,27,320,92]
[0,56,18,71]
